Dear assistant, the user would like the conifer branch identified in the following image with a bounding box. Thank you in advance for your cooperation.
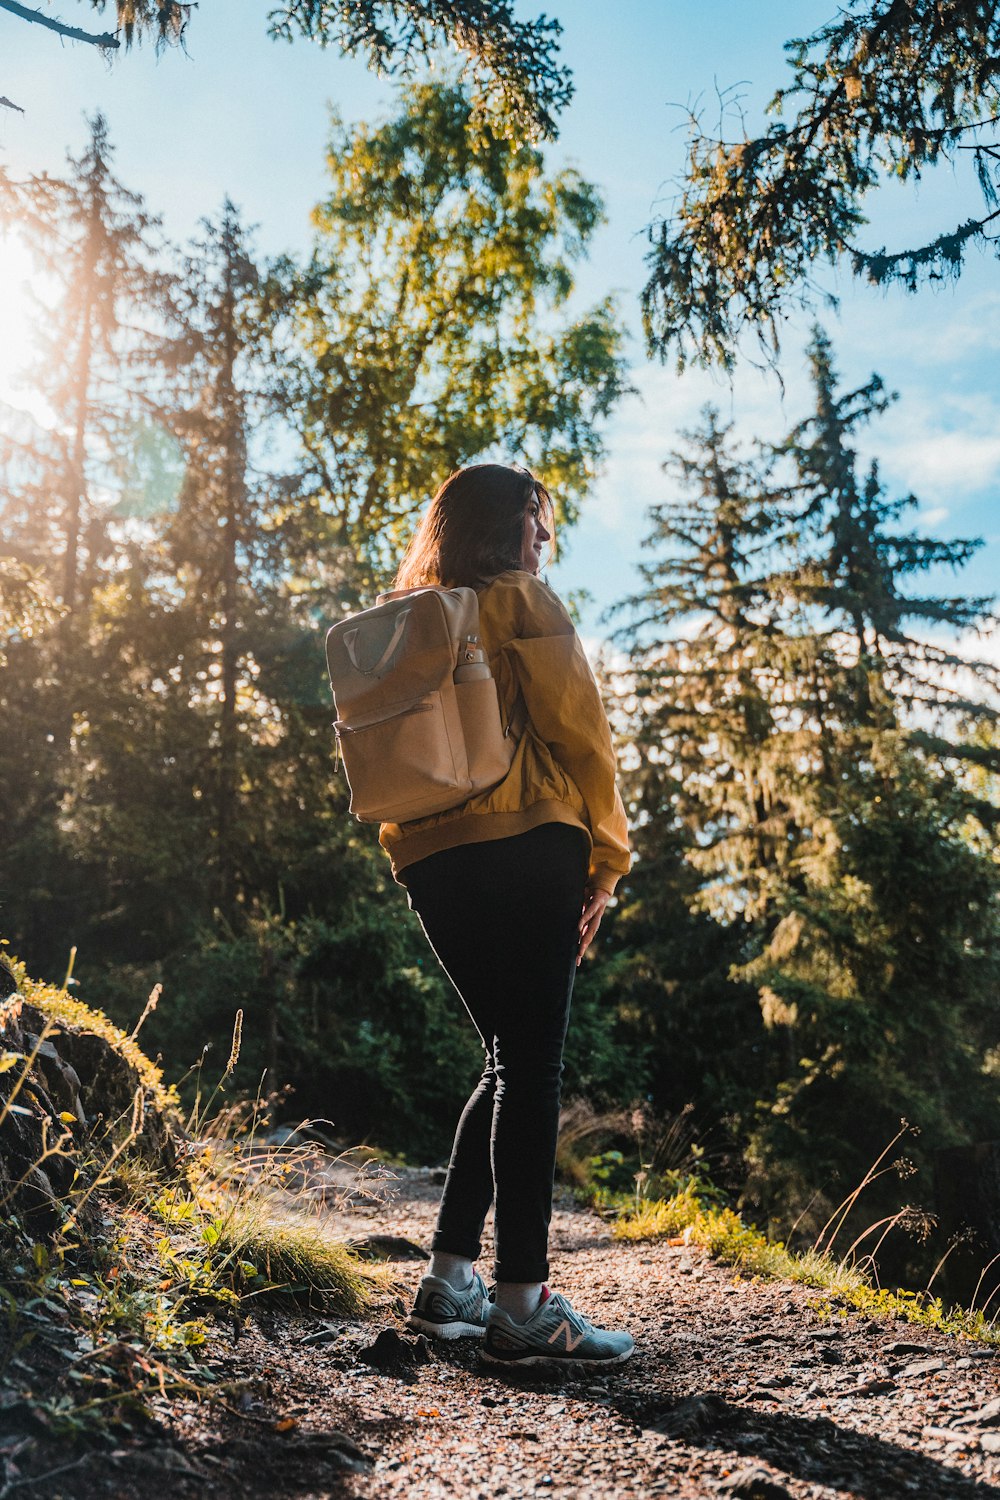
[0,0,120,48]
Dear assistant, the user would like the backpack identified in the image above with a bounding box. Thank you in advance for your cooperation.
[325,585,516,823]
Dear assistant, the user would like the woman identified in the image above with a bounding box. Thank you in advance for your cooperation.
[382,462,633,1369]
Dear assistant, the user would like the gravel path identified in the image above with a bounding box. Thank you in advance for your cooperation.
[37,1166,1000,1499]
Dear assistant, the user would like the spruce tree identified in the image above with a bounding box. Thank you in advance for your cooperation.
[610,410,808,1145]
[616,342,1000,1259]
[740,333,1000,1246]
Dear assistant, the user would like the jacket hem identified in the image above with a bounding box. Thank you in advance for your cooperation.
[385,801,592,885]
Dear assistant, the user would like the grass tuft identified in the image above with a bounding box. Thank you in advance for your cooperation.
[206,1196,375,1315]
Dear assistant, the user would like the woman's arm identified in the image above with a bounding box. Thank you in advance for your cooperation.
[503,575,631,897]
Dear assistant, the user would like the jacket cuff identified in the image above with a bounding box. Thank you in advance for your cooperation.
[589,865,624,897]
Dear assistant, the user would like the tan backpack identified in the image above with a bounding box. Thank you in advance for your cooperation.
[325,585,516,823]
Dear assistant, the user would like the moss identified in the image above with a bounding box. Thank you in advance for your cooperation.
[11,958,180,1118]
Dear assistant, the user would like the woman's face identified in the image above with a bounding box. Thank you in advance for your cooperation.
[520,492,552,574]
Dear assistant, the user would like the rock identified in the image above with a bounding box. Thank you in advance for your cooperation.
[24,1034,86,1124]
[954,1397,1000,1428]
[32,1008,177,1169]
[113,1444,206,1477]
[899,1359,945,1378]
[981,1434,1000,1455]
[357,1328,432,1379]
[296,1325,344,1348]
[0,1002,76,1231]
[0,995,180,1235]
[845,1377,897,1397]
[716,1466,793,1498]
[290,1429,368,1465]
[0,959,18,1000]
[651,1393,729,1439]
[884,1340,931,1356]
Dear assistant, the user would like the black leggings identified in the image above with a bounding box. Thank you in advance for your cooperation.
[405,822,589,1283]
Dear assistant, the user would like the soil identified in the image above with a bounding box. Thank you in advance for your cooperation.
[5,1167,1000,1500]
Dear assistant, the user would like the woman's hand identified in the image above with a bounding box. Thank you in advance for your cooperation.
[577,885,611,967]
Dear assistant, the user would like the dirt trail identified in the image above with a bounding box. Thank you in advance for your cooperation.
[40,1168,1000,1500]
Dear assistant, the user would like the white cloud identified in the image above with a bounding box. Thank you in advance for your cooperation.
[848,288,1000,371]
[870,400,1000,501]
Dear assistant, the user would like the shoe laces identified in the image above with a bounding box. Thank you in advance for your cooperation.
[547,1291,590,1333]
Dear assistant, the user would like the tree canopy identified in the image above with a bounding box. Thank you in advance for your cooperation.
[0,96,629,1158]
[642,0,1000,369]
[265,81,628,593]
[1,0,570,139]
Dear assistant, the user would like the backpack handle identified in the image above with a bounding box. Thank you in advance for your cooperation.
[344,608,411,678]
[375,585,434,604]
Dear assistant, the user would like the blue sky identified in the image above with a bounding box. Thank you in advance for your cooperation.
[1,1,998,644]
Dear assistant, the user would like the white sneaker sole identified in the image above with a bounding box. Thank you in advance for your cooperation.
[407,1314,487,1340]
[480,1344,634,1369]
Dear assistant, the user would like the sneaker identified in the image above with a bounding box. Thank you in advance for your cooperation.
[406,1270,491,1340]
[482,1288,634,1369]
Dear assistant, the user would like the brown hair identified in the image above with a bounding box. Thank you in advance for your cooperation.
[394,463,554,591]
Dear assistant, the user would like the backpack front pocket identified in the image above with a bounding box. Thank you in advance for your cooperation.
[335,690,467,822]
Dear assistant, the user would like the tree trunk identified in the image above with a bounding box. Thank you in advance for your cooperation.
[215,216,246,921]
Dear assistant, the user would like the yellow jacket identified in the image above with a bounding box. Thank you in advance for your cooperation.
[379,570,631,894]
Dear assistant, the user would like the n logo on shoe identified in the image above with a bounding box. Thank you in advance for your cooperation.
[546,1319,585,1352]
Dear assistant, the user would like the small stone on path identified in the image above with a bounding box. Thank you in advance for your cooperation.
[357,1327,432,1379]
[954,1396,1000,1428]
[716,1465,793,1498]
[899,1358,945,1378]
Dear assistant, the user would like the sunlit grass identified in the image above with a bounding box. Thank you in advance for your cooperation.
[614,1183,1000,1345]
[205,1195,377,1314]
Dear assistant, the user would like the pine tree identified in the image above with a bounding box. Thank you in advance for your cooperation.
[615,409,808,925]
[154,202,263,919]
[0,114,170,966]
[610,410,808,1143]
[0,113,167,635]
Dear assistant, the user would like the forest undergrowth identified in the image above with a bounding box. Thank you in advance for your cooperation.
[558,1104,1000,1351]
[0,953,388,1451]
[2,952,999,1484]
